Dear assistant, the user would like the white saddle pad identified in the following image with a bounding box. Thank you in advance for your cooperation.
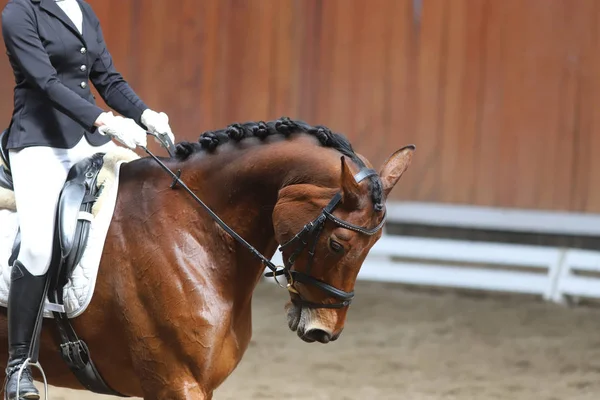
[0,150,137,318]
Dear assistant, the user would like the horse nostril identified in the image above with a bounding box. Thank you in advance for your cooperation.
[304,329,332,344]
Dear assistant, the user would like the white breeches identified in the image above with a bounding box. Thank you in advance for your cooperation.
[8,136,117,276]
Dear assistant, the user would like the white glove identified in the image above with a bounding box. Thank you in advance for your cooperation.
[141,109,175,145]
[96,112,147,149]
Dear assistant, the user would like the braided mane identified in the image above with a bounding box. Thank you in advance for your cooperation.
[174,117,384,211]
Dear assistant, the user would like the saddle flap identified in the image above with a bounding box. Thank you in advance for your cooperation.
[53,153,105,287]
[58,181,87,259]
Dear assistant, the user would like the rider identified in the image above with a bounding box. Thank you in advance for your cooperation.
[1,0,175,398]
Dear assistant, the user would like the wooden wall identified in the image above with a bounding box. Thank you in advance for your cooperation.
[1,0,599,213]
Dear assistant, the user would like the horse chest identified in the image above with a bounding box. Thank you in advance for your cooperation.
[203,311,253,390]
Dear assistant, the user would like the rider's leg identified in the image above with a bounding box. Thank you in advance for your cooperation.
[4,145,72,400]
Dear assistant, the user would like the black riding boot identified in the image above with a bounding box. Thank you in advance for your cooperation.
[5,261,47,400]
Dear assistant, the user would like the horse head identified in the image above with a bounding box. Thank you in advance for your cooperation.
[271,138,414,343]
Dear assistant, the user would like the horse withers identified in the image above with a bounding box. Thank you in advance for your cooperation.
[0,118,414,399]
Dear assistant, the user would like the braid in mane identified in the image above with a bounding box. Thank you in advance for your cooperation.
[174,117,384,211]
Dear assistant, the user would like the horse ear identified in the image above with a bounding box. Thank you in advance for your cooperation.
[340,156,361,207]
[378,145,415,197]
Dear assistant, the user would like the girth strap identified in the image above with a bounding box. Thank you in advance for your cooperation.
[51,306,129,396]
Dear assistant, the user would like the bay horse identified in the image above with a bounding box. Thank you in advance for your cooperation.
[0,117,414,399]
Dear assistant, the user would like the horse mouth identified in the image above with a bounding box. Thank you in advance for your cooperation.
[286,301,301,332]
[285,302,337,344]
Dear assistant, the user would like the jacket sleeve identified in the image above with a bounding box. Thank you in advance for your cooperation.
[1,2,105,132]
[88,16,149,126]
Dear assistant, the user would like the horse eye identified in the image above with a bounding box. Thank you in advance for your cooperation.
[329,239,344,254]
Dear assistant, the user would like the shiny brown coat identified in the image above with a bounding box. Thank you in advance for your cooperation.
[0,130,414,399]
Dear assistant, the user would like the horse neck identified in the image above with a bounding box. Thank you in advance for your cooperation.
[172,135,340,293]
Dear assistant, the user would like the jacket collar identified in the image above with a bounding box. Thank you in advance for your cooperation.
[31,0,86,45]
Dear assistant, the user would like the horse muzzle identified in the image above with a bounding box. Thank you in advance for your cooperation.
[286,301,341,344]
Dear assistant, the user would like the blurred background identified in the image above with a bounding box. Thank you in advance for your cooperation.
[3,0,600,399]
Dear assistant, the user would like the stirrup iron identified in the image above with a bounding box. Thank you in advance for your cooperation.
[8,358,48,400]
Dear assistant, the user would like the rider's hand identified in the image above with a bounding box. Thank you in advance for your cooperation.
[141,109,175,145]
[96,112,147,149]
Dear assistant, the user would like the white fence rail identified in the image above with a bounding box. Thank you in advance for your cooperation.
[387,202,600,236]
[358,236,564,301]
[554,249,600,302]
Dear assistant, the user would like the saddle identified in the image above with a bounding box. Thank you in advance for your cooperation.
[0,129,127,397]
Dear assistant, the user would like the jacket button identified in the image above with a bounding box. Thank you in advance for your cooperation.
[80,82,87,89]
[80,47,87,54]
[80,65,87,72]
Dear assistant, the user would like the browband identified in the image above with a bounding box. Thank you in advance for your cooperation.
[353,168,378,183]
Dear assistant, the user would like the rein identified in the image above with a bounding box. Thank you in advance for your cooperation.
[141,139,386,309]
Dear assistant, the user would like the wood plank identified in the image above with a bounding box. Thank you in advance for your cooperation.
[223,1,276,122]
[345,0,390,164]
[494,0,523,209]
[571,0,596,212]
[386,0,418,201]
[268,0,299,119]
[473,0,506,207]
[437,0,467,204]
[95,0,134,78]
[216,0,248,124]
[313,0,354,135]
[368,0,397,169]
[584,0,600,213]
[174,0,213,136]
[132,1,168,116]
[412,0,449,202]
[515,0,561,210]
[552,0,588,211]
[295,0,322,123]
[455,0,488,205]
[311,0,337,128]
[211,0,273,127]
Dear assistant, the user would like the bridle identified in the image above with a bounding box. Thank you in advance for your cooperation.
[143,143,387,310]
[264,169,386,309]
